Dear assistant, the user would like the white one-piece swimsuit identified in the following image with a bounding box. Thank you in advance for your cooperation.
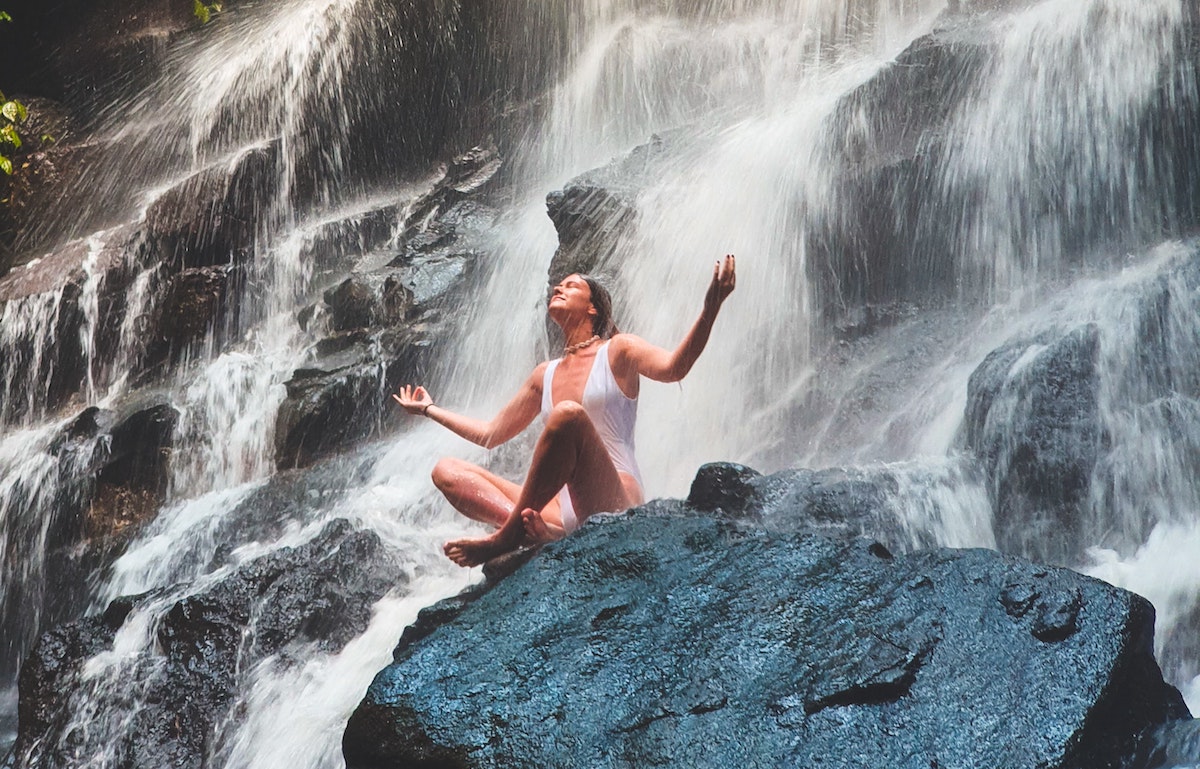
[540,341,643,533]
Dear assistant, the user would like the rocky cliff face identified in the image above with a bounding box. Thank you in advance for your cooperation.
[10,518,404,769]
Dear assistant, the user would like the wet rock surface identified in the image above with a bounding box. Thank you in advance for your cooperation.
[810,7,1200,321]
[274,325,427,469]
[0,229,143,423]
[10,518,406,769]
[959,253,1200,571]
[0,393,180,687]
[143,144,282,272]
[545,134,673,282]
[810,25,990,318]
[344,478,1189,769]
[152,264,236,355]
[275,144,501,469]
[962,324,1102,565]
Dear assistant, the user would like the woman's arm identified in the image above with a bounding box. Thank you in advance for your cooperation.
[612,255,736,383]
[392,363,546,449]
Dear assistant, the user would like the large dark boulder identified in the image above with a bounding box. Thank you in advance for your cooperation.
[962,324,1103,566]
[344,500,1188,769]
[10,518,406,769]
[545,134,673,282]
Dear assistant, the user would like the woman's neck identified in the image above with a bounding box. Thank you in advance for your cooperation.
[560,318,595,349]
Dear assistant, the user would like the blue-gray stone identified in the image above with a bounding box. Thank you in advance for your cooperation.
[344,506,1189,769]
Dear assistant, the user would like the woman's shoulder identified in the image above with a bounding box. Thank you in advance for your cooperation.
[523,360,552,391]
[605,333,647,368]
[607,332,638,349]
[607,332,648,355]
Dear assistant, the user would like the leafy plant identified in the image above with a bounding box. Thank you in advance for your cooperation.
[0,96,27,174]
[193,0,223,24]
[0,10,23,176]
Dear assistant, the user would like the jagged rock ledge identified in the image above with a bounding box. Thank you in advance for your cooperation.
[9,518,406,769]
[343,463,1191,769]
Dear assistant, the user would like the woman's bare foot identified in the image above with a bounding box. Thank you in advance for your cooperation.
[443,530,521,567]
[522,508,566,543]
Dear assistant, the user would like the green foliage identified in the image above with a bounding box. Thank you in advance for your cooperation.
[1,9,18,175]
[193,0,222,24]
[0,92,24,176]
[2,99,26,124]
[0,98,23,175]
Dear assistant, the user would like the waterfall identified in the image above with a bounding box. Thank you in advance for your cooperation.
[935,0,1185,299]
[2,0,1199,763]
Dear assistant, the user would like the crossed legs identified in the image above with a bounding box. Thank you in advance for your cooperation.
[431,456,551,529]
[440,401,639,567]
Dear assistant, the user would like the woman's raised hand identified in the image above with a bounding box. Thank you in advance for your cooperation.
[392,384,433,416]
[704,254,736,314]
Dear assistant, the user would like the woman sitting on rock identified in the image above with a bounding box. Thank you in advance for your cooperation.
[393,255,736,567]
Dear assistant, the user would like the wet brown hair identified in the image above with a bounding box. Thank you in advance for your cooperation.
[579,274,619,339]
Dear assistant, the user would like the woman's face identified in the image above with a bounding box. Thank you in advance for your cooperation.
[548,274,596,328]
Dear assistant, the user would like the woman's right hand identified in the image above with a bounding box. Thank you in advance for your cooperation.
[703,254,737,315]
[392,384,433,416]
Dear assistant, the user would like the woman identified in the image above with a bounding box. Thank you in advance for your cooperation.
[393,255,736,567]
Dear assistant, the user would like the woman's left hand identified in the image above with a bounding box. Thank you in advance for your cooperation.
[392,384,433,415]
[704,254,736,314]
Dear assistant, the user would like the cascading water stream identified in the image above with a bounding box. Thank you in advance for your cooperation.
[3,0,1200,763]
[0,224,160,702]
[934,0,1185,301]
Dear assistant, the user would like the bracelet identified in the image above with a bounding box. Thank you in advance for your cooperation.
[421,403,433,417]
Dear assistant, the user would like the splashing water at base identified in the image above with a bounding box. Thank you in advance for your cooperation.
[216,579,468,769]
[169,352,289,497]
[1085,520,1200,714]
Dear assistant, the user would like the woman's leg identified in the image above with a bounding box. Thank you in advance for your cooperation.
[443,402,634,566]
[431,457,519,528]
[432,456,568,535]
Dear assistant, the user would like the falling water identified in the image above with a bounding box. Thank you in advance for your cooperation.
[0,289,68,427]
[2,0,1200,763]
[0,227,158,690]
[936,0,1185,299]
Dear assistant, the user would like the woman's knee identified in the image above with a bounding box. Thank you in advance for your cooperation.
[545,400,590,433]
[431,456,465,491]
